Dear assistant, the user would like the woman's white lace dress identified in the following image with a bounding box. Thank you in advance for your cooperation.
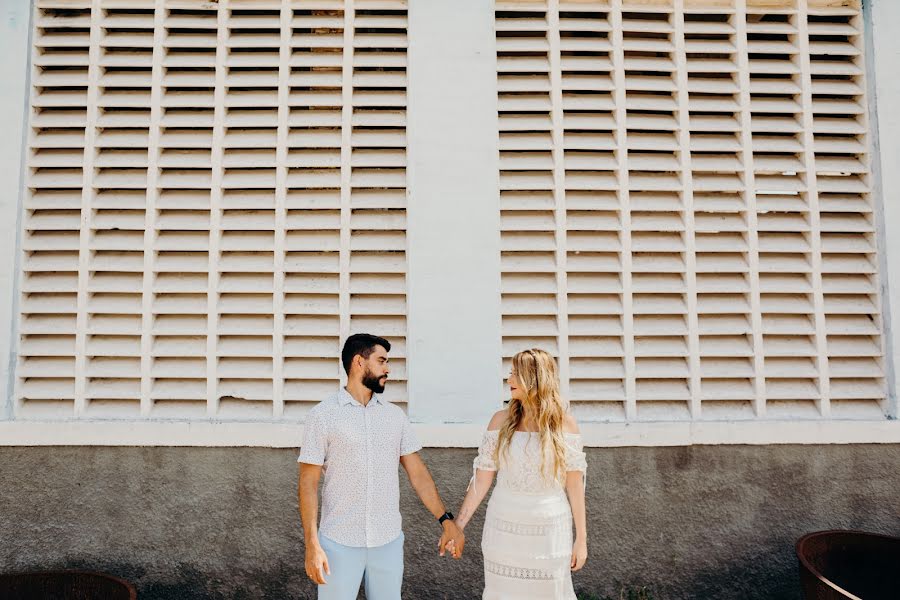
[472,430,587,600]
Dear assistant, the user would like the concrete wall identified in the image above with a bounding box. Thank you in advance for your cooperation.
[406,0,503,424]
[0,0,32,419]
[1,445,898,600]
[870,0,900,417]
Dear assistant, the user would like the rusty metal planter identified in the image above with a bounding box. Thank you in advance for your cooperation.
[0,570,136,600]
[796,530,900,600]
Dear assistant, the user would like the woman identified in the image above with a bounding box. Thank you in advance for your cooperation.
[449,348,587,599]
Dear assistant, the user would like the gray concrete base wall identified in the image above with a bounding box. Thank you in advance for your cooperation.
[1,445,898,599]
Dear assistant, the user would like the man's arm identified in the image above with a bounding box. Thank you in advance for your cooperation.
[298,462,330,584]
[399,452,465,558]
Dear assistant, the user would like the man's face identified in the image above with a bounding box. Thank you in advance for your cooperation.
[359,345,390,394]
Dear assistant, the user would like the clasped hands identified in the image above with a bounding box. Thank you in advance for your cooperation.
[438,519,465,559]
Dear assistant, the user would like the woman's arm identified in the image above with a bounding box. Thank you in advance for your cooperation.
[563,413,587,571]
[565,469,587,570]
[449,410,506,555]
[455,468,496,531]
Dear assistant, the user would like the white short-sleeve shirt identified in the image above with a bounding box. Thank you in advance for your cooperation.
[298,388,422,548]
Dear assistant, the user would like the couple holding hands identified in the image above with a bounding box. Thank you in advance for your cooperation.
[298,334,588,599]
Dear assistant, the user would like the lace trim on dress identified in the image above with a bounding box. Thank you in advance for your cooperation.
[486,516,561,536]
[485,559,556,581]
[471,430,588,493]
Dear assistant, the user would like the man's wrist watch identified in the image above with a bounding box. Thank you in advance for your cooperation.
[438,511,454,525]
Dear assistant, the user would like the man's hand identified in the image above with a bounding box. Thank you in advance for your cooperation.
[439,520,465,559]
[304,540,331,585]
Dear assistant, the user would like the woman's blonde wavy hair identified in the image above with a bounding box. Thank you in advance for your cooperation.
[494,348,568,486]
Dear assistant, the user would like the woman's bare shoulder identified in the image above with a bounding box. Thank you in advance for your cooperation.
[562,412,580,434]
[487,408,508,431]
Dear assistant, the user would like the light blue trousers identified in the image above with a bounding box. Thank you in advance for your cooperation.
[317,533,404,600]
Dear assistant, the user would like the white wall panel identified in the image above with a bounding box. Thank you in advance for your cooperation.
[0,0,33,420]
[406,0,503,423]
[870,0,900,419]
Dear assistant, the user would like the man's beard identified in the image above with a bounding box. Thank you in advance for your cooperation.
[362,370,387,394]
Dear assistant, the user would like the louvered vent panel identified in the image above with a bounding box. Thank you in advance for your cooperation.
[495,0,885,421]
[17,0,409,420]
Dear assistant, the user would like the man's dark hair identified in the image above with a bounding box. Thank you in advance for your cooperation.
[341,333,391,375]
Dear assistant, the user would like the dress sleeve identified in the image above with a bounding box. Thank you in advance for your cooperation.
[473,429,499,471]
[564,433,587,473]
[467,430,499,495]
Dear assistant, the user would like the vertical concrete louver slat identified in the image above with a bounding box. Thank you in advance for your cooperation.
[548,0,572,408]
[273,0,291,419]
[494,0,884,422]
[797,0,830,417]
[611,0,638,421]
[339,2,354,391]
[674,0,702,419]
[74,0,102,418]
[735,0,768,418]
[141,0,165,418]
[207,0,225,418]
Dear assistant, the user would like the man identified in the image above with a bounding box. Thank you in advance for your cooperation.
[298,333,465,600]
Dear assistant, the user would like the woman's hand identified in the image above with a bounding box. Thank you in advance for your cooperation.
[570,536,587,571]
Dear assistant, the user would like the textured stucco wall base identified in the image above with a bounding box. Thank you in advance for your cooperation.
[1,445,898,600]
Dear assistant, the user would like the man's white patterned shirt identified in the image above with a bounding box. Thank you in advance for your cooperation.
[298,388,422,548]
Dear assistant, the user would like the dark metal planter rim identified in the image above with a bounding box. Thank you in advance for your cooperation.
[796,529,900,600]
[0,569,137,600]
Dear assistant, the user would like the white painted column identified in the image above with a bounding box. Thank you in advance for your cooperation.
[406,0,503,423]
[869,0,900,419]
[0,1,32,419]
